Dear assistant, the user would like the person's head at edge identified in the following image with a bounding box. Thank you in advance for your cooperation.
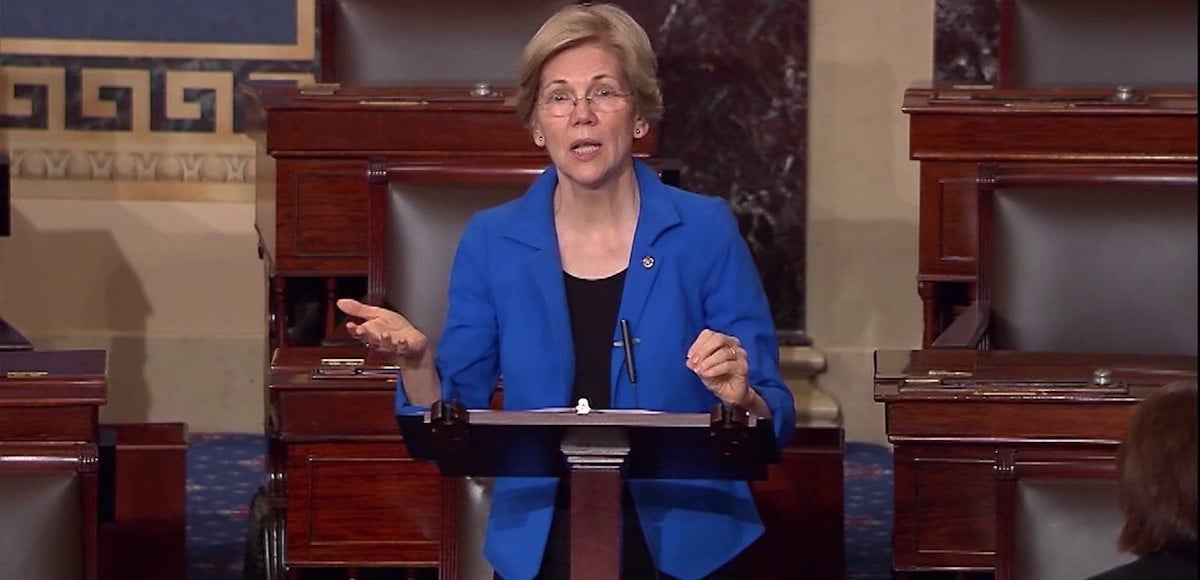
[1116,382,1198,559]
[515,3,663,193]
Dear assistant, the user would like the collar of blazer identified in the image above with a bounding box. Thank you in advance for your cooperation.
[500,159,682,251]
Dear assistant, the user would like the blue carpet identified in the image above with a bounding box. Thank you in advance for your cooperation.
[187,436,894,580]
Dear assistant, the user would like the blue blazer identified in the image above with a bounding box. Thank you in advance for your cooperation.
[399,161,796,580]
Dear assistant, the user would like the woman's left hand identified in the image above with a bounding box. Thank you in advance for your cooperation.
[686,329,751,407]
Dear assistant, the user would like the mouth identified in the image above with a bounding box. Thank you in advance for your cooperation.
[569,139,602,155]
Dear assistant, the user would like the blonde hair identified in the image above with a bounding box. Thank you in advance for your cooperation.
[515,3,663,126]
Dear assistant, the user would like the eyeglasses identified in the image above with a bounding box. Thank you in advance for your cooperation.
[537,87,632,117]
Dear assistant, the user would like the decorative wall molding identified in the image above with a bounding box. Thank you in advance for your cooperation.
[6,130,256,201]
[0,0,316,202]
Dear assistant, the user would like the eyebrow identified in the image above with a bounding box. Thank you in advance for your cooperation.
[540,74,620,92]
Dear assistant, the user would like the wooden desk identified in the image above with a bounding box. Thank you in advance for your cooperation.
[874,348,1196,576]
[749,417,845,580]
[902,85,1198,346]
[0,349,107,580]
[262,347,444,575]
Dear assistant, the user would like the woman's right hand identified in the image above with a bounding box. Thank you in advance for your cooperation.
[336,298,429,364]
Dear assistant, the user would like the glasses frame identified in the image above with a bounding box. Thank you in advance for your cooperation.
[537,87,632,117]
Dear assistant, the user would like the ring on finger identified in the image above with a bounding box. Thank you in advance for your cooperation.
[727,345,737,361]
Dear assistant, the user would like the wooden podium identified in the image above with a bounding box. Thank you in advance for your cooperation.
[400,401,778,580]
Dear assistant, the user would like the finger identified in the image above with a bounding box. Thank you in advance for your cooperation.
[694,335,736,371]
[696,358,738,379]
[336,298,365,316]
[383,332,416,354]
[686,329,721,365]
[401,332,428,353]
[336,298,389,320]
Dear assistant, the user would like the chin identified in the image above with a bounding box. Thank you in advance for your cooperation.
[557,158,628,188]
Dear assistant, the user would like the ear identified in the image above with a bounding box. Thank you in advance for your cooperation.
[633,117,649,139]
[532,126,546,148]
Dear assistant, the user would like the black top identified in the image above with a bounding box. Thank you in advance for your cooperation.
[563,269,626,409]
[1086,552,1198,580]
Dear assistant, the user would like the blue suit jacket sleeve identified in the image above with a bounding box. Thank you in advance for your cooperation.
[698,200,796,450]
[435,215,502,410]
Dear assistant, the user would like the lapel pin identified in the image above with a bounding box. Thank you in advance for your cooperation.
[642,255,655,269]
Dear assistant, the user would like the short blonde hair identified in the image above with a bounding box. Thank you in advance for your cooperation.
[515,3,663,127]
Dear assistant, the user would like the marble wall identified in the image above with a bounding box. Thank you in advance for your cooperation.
[934,0,1000,83]
[617,0,811,343]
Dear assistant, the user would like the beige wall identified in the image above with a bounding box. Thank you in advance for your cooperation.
[0,193,268,433]
[807,0,932,443]
[0,1,933,440]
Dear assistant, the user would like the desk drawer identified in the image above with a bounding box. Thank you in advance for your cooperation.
[285,442,441,566]
[0,406,96,441]
[274,389,401,438]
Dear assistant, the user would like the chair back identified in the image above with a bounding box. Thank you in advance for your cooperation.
[320,0,575,85]
[1010,478,1133,580]
[0,472,83,580]
[381,179,526,345]
[994,452,1134,580]
[977,164,1198,355]
[999,0,1198,88]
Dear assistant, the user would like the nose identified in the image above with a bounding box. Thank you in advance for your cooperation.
[569,96,598,125]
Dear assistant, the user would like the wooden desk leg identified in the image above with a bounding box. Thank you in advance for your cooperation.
[563,426,630,580]
[570,469,623,580]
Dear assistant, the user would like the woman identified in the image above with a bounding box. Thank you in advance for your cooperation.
[1086,382,1197,579]
[337,4,795,579]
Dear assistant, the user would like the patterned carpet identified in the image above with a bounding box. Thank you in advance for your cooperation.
[186,435,894,580]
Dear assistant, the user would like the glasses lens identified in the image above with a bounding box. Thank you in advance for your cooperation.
[540,89,628,116]
[546,102,568,116]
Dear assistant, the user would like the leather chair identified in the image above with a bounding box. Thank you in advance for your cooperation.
[932,163,1199,355]
[0,472,83,580]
